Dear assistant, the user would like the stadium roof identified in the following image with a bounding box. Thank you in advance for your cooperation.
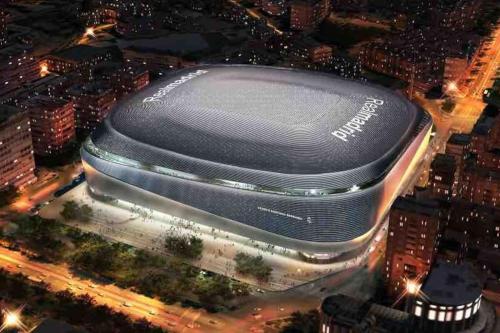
[91,65,430,189]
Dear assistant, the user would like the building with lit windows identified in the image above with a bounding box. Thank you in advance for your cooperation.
[290,0,331,31]
[0,105,36,190]
[385,196,441,298]
[81,65,432,261]
[44,45,117,74]
[0,9,7,47]
[428,154,457,201]
[67,82,116,134]
[0,47,40,97]
[21,96,75,156]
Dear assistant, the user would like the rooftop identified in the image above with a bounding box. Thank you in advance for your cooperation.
[91,65,429,189]
[0,104,22,124]
[392,196,441,217]
[447,133,471,146]
[51,45,111,62]
[321,294,413,333]
[421,261,482,306]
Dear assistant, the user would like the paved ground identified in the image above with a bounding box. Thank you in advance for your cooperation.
[40,183,386,291]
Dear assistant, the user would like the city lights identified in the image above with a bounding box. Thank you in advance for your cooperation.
[3,311,20,327]
[0,1,498,333]
[85,27,95,38]
[446,81,458,92]
[40,62,49,77]
[0,308,28,333]
[406,279,421,295]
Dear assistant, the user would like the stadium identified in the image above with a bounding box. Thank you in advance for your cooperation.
[81,65,432,262]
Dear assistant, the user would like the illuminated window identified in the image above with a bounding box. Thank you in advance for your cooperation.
[415,306,422,317]
[428,310,436,320]
[455,310,464,321]
[438,311,445,322]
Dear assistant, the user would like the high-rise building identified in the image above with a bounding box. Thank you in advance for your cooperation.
[0,9,7,46]
[459,164,499,208]
[67,82,116,134]
[428,154,457,201]
[261,0,287,16]
[385,196,441,298]
[0,48,40,97]
[21,96,75,156]
[290,0,331,31]
[445,200,500,253]
[0,105,36,190]
[446,133,471,192]
[106,65,149,99]
[44,45,117,74]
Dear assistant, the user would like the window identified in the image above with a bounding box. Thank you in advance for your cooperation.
[455,310,464,321]
[428,310,436,320]
[415,306,422,317]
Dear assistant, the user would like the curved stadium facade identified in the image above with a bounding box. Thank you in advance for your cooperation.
[81,65,432,262]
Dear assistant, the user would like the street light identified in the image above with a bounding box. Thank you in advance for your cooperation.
[446,81,458,93]
[3,311,20,328]
[406,279,421,295]
[40,63,49,77]
[85,27,95,38]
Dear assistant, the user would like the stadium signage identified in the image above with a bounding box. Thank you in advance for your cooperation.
[143,69,208,103]
[331,97,384,142]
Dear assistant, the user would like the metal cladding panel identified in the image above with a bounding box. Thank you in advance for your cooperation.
[91,65,429,189]
[82,149,382,243]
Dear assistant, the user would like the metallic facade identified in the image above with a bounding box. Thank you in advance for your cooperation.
[82,65,432,259]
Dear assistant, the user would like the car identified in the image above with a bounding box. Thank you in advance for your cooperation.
[123,302,133,307]
[167,322,177,327]
[97,292,105,297]
[16,264,22,268]
[148,310,157,316]
[209,320,217,325]
[88,284,96,289]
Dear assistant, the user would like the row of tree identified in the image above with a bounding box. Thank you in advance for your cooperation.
[0,269,165,333]
[4,214,250,312]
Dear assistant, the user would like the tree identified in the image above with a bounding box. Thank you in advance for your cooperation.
[0,186,19,207]
[61,200,79,220]
[281,310,319,333]
[194,274,234,305]
[60,201,93,222]
[442,99,456,113]
[165,235,203,259]
[234,252,272,281]
[80,204,93,222]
